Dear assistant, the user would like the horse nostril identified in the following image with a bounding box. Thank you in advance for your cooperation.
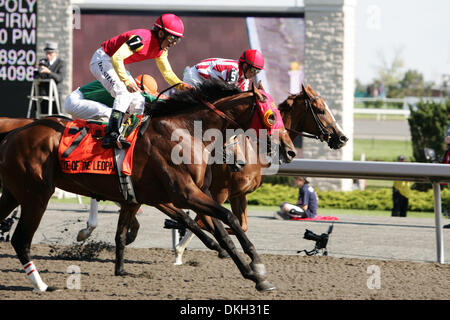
[340,135,348,142]
[287,150,297,159]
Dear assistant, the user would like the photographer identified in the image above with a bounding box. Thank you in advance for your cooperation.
[275,177,318,220]
[33,41,65,115]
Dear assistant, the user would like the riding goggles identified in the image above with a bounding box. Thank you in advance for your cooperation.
[165,33,181,44]
[248,66,261,75]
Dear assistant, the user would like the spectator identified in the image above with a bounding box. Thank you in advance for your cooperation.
[34,41,65,114]
[391,155,412,217]
[275,176,318,220]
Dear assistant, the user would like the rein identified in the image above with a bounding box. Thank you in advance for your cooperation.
[195,91,257,131]
[196,96,242,128]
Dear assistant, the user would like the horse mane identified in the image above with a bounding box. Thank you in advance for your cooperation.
[145,79,242,118]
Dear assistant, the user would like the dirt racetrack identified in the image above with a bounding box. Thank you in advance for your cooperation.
[1,203,450,301]
[1,243,450,301]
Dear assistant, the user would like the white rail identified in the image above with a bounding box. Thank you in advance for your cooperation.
[278,159,450,263]
[354,96,447,119]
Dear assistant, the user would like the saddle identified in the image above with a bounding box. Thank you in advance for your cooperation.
[58,114,147,204]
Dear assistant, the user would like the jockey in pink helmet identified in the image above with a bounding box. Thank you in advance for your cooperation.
[90,13,191,149]
[183,49,265,91]
[239,49,265,77]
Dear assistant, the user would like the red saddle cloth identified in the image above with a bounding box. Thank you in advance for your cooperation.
[58,117,142,175]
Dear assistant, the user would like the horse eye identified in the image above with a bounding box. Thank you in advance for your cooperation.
[317,108,325,115]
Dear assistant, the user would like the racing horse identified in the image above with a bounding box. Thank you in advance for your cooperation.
[172,83,348,265]
[0,80,296,292]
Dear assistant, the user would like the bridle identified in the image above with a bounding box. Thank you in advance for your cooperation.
[286,92,335,142]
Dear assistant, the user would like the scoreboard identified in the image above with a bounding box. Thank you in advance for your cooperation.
[0,0,37,117]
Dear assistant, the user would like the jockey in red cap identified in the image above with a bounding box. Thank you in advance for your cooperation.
[89,13,191,149]
[183,49,264,91]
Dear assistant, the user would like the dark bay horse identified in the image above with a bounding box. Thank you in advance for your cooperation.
[0,80,296,292]
[172,83,348,264]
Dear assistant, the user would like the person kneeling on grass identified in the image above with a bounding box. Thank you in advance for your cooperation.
[275,176,318,220]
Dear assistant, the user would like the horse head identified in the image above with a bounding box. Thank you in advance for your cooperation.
[252,82,297,164]
[278,83,348,150]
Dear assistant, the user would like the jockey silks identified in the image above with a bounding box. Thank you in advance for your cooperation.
[102,29,164,65]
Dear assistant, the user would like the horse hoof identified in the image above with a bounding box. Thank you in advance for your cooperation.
[255,280,276,292]
[115,270,129,276]
[76,226,96,242]
[218,250,230,259]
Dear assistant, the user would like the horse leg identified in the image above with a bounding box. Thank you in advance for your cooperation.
[11,194,53,292]
[114,204,140,276]
[126,211,140,245]
[185,189,275,291]
[174,230,195,265]
[172,213,229,265]
[156,204,229,263]
[227,195,249,234]
[77,198,98,242]
[0,186,19,221]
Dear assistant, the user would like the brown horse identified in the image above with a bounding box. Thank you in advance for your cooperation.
[0,80,296,292]
[172,83,348,264]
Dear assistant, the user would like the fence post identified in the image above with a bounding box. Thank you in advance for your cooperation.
[432,182,444,263]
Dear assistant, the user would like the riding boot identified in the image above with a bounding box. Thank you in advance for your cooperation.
[102,110,131,149]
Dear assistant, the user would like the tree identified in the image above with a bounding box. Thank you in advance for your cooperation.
[375,47,405,92]
[398,70,433,97]
[408,100,450,191]
[408,99,450,162]
[354,79,366,97]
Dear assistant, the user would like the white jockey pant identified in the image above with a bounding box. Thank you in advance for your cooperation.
[89,47,144,114]
[64,88,145,121]
[64,88,112,120]
[182,66,204,88]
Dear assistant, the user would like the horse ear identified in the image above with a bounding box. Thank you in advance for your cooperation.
[301,83,307,93]
[301,83,312,98]
[257,81,265,91]
[253,82,267,103]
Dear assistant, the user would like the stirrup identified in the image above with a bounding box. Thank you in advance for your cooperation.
[116,135,131,149]
[102,132,130,149]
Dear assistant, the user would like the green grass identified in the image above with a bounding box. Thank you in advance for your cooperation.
[50,197,441,220]
[353,138,414,189]
[244,205,440,219]
[49,196,116,206]
[353,139,413,162]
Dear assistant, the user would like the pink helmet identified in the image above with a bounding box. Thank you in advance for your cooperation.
[239,49,264,70]
[153,14,184,38]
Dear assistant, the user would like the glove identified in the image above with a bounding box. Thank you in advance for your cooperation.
[177,82,192,91]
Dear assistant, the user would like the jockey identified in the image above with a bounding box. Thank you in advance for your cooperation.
[64,74,160,242]
[182,49,265,91]
[64,74,164,124]
[89,13,191,149]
